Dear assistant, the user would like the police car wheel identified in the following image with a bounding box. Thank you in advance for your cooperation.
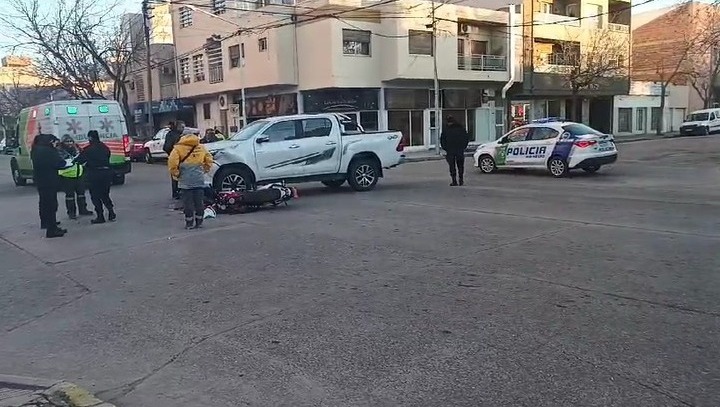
[478,155,496,174]
[548,157,568,178]
[144,149,154,164]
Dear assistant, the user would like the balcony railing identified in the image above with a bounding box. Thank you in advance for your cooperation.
[209,65,224,84]
[160,83,177,100]
[458,54,507,72]
[534,12,581,27]
[608,23,630,33]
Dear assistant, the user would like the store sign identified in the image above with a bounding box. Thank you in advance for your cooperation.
[303,89,379,113]
[134,99,194,116]
[243,93,297,118]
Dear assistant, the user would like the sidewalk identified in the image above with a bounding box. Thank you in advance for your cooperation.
[402,132,677,163]
[0,375,114,407]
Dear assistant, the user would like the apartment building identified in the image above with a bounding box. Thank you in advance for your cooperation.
[125,3,195,138]
[171,0,521,150]
[509,0,631,133]
[632,1,717,115]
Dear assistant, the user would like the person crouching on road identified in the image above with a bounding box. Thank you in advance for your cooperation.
[76,130,116,224]
[168,132,213,229]
[57,135,93,219]
[31,134,67,238]
[440,115,470,186]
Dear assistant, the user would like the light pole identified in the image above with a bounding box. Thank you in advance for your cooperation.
[142,0,155,133]
[429,0,442,155]
[185,5,247,127]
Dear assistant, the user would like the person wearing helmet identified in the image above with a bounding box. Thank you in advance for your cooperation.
[57,135,93,219]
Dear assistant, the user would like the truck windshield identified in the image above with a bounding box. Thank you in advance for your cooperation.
[687,112,710,122]
[230,120,268,141]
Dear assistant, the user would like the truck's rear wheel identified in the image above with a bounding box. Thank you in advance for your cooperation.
[347,158,379,192]
[11,159,26,186]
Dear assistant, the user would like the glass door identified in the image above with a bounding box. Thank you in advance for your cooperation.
[424,109,438,149]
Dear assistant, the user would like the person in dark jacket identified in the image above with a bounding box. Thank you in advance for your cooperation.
[58,135,93,219]
[76,130,116,224]
[163,121,185,199]
[31,134,67,238]
[440,116,470,186]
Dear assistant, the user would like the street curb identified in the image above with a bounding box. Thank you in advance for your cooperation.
[401,135,678,163]
[0,375,115,407]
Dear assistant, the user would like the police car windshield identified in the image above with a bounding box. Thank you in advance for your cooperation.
[687,112,709,121]
[562,123,604,136]
[230,120,268,141]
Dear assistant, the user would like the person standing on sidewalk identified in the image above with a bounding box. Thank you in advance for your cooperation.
[57,135,93,219]
[31,134,67,238]
[168,132,213,229]
[440,116,470,186]
[76,130,116,224]
[163,121,185,199]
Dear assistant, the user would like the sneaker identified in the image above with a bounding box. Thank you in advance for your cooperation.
[108,210,117,222]
[185,220,194,229]
[91,217,106,224]
[193,217,204,229]
[46,228,66,238]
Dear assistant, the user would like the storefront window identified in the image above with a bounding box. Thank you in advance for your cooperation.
[388,110,424,147]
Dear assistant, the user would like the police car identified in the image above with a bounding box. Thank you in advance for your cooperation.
[473,118,617,177]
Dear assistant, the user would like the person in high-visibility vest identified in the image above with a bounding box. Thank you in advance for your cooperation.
[58,135,93,219]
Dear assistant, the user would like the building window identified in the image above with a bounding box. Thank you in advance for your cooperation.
[212,0,226,14]
[179,57,191,84]
[408,30,433,56]
[229,45,241,68]
[192,54,205,82]
[618,108,632,132]
[342,29,371,56]
[258,37,268,52]
[636,107,647,132]
[203,103,211,120]
[179,7,193,28]
[207,46,223,84]
[650,107,661,131]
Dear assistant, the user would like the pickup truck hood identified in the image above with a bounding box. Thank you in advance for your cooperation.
[206,139,244,153]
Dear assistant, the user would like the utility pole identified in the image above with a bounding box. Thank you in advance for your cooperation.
[142,0,155,134]
[431,0,441,155]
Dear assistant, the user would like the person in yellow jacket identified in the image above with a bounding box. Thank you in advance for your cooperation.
[168,133,213,229]
[57,135,93,219]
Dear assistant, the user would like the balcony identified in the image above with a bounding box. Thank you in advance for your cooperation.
[458,54,507,72]
[209,65,224,84]
[160,83,177,100]
[541,53,577,66]
[534,12,580,27]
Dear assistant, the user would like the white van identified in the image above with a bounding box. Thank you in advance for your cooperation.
[679,108,720,136]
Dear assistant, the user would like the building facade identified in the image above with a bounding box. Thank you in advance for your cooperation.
[613,81,689,135]
[632,1,718,116]
[171,0,521,150]
[510,0,631,133]
[125,3,194,138]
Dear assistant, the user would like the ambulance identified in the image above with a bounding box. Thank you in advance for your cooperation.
[9,100,132,186]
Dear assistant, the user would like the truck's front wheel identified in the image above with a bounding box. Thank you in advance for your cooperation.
[347,159,379,192]
[11,159,26,186]
[215,166,255,192]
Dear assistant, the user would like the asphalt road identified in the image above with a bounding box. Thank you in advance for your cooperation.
[0,136,719,407]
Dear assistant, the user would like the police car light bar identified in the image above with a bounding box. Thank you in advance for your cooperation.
[531,117,566,123]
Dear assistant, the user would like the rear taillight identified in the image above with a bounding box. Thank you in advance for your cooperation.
[122,134,130,156]
[396,138,405,152]
[574,140,597,148]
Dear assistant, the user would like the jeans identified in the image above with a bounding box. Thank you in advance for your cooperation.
[445,152,465,181]
[182,188,204,221]
[87,170,114,215]
[38,186,58,229]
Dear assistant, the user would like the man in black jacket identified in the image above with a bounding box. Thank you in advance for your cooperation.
[163,121,185,199]
[76,130,116,224]
[440,116,470,186]
[31,134,67,238]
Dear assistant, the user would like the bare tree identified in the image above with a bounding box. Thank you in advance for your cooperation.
[548,28,629,122]
[683,6,720,109]
[0,0,145,135]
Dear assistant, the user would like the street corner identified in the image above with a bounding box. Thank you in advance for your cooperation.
[0,375,115,407]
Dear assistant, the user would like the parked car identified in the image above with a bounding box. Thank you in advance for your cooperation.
[206,113,404,192]
[679,108,720,136]
[473,119,617,178]
[143,126,200,163]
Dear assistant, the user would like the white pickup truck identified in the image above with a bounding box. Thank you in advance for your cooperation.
[206,113,405,192]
